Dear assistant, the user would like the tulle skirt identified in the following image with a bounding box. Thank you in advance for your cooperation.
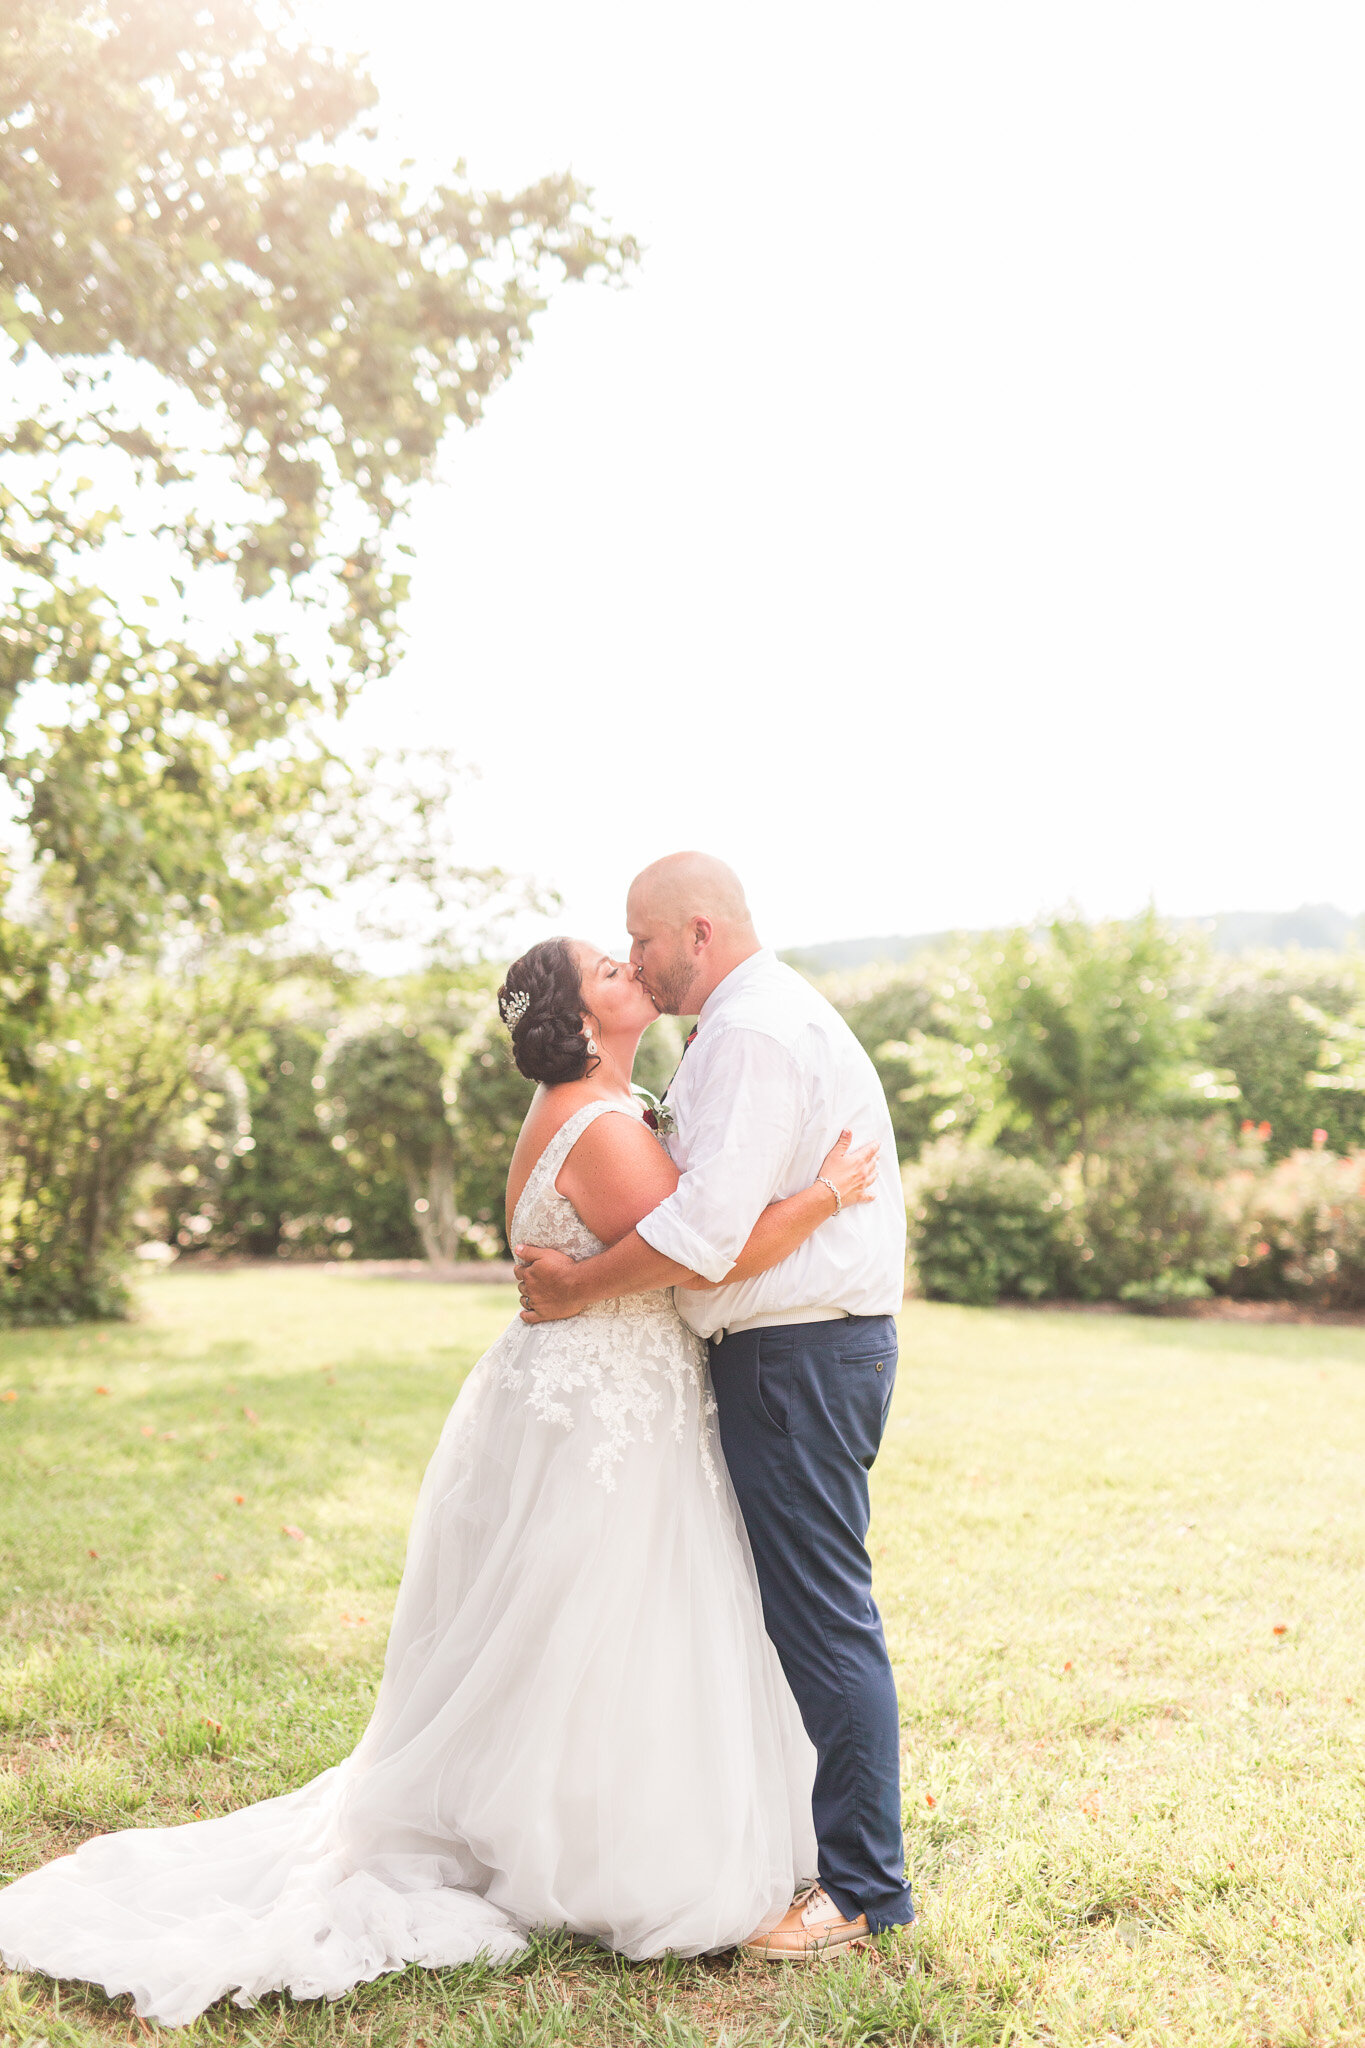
[0,1306,817,2025]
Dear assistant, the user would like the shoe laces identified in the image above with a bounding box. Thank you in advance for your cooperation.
[799,1886,838,1926]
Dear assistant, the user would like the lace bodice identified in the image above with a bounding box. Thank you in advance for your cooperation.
[494,1099,716,1491]
[509,1100,672,1317]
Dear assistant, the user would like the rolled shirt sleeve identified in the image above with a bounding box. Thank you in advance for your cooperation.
[636,1028,803,1282]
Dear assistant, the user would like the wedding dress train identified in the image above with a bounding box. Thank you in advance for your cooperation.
[0,1102,816,2025]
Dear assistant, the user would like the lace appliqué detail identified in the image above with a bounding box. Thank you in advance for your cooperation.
[501,1101,718,1494]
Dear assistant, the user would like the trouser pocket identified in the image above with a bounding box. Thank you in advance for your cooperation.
[753,1326,795,1435]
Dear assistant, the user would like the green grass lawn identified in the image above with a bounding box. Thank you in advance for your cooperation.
[2,1273,1364,2047]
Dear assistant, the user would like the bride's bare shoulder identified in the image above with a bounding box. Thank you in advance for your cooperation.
[506,1087,676,1248]
[505,1084,625,1224]
[554,1104,678,1247]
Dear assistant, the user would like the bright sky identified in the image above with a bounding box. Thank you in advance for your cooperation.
[321,1,1365,960]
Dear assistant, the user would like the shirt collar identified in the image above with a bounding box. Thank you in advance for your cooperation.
[697,947,775,1028]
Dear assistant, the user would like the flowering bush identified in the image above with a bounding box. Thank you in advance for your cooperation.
[1068,1117,1246,1307]
[908,1121,1260,1311]
[908,1142,1068,1306]
[1232,1143,1365,1308]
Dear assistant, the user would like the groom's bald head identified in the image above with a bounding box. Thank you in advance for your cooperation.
[629,851,753,931]
[626,852,760,1015]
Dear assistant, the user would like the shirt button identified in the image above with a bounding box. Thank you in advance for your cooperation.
[876,1361,884,1372]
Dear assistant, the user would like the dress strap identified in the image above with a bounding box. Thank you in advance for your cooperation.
[533,1099,643,1191]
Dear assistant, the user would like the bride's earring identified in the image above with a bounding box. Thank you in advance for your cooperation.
[585,1033,598,1056]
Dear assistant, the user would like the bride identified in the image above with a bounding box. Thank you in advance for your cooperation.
[0,937,880,2027]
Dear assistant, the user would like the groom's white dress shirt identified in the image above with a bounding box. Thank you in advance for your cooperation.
[636,949,907,1342]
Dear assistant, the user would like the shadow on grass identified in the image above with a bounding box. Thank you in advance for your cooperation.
[2,1927,1016,2048]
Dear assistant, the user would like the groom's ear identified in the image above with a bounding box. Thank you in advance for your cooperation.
[691,916,714,951]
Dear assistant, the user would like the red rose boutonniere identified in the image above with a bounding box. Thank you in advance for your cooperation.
[631,1086,675,1137]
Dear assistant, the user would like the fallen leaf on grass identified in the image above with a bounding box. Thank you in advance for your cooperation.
[1,1390,17,1403]
[95,1386,110,1396]
[1063,1660,1073,1672]
[1079,1790,1101,1819]
[340,1611,369,1626]
[140,1424,156,1437]
[925,1793,936,1807]
[1272,1623,1288,1636]
[159,1431,178,1441]
[203,1716,223,1736]
[242,1406,259,1425]
[213,1572,227,1582]
[281,1524,305,1541]
[87,1548,98,1559]
[233,1494,245,1506]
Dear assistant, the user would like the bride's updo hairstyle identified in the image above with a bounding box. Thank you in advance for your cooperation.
[498,938,600,1086]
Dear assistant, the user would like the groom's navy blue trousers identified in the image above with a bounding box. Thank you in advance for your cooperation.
[710,1314,914,1932]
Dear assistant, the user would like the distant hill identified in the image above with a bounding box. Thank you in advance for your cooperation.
[780,932,957,975]
[782,904,1365,977]
[1195,905,1361,953]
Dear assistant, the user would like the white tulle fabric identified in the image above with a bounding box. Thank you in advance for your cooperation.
[0,1101,817,2026]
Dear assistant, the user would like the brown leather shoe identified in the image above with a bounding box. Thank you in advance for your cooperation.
[742,1885,871,1962]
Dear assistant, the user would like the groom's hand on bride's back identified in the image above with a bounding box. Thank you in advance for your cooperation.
[514,1244,581,1323]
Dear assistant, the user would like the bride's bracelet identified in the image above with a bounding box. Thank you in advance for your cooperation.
[816,1175,843,1216]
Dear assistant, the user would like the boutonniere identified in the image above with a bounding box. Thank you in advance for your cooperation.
[631,1085,677,1137]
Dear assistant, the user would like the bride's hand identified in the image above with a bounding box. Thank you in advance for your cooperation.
[515,1242,583,1322]
[817,1129,880,1211]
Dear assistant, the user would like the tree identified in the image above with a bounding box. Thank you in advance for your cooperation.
[828,957,1001,1161]
[986,912,1210,1169]
[1,0,634,964]
[0,1,630,1313]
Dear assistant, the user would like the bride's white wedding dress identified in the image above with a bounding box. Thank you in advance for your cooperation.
[0,1102,816,2026]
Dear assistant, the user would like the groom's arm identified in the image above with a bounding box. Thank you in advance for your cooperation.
[517,1178,849,1317]
[517,1028,800,1321]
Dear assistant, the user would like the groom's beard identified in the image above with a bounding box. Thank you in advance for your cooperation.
[639,953,697,1017]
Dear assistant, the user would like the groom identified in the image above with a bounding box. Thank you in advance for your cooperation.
[516,851,914,1957]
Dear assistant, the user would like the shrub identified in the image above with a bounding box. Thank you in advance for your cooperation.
[1069,1116,1243,1304]
[176,1021,419,1262]
[909,1141,1067,1306]
[0,973,244,1322]
[448,1025,535,1256]
[321,1022,467,1263]
[1204,970,1365,1158]
[1233,1145,1365,1309]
